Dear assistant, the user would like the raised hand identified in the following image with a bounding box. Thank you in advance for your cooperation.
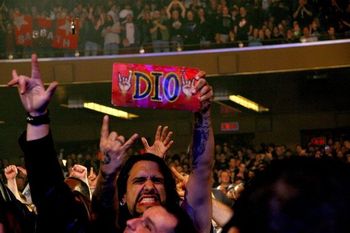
[118,70,132,94]
[7,54,58,116]
[4,165,23,201]
[193,71,213,114]
[170,166,189,199]
[69,164,88,185]
[4,165,18,181]
[88,167,97,191]
[141,125,174,159]
[181,70,195,97]
[99,115,138,175]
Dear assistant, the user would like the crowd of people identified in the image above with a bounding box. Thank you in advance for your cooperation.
[0,53,349,233]
[2,54,214,233]
[3,130,350,201]
[0,0,350,58]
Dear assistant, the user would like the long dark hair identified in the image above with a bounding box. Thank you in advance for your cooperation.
[116,153,180,230]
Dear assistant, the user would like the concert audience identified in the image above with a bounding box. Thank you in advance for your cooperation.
[0,0,350,58]
[2,51,350,233]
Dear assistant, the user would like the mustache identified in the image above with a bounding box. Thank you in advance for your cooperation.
[136,189,161,203]
[132,189,161,215]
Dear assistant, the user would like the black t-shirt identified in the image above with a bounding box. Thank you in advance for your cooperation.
[168,18,184,38]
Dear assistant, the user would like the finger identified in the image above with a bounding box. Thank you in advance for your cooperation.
[8,70,19,86]
[45,81,58,100]
[170,166,185,181]
[81,166,87,173]
[191,79,195,88]
[155,125,162,140]
[163,131,173,145]
[75,164,86,172]
[89,167,94,175]
[141,137,150,149]
[200,88,213,102]
[194,71,206,80]
[18,76,27,94]
[160,126,168,141]
[72,164,79,171]
[11,165,18,173]
[31,54,41,79]
[100,115,109,139]
[121,133,138,151]
[165,140,174,150]
[194,78,206,93]
[128,70,132,82]
[108,131,118,141]
[199,84,210,96]
[117,135,125,144]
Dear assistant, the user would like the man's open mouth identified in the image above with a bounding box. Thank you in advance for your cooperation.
[137,195,160,205]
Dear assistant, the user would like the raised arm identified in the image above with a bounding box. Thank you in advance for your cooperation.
[8,55,60,199]
[172,165,233,228]
[8,54,57,141]
[8,54,93,232]
[92,115,138,231]
[184,71,214,233]
[69,164,90,187]
[4,165,23,202]
[293,4,302,19]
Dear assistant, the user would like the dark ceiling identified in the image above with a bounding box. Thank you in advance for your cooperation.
[210,67,350,114]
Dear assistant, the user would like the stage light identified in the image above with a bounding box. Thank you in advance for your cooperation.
[8,54,13,60]
[229,95,269,112]
[83,102,139,119]
[61,101,139,119]
[139,46,145,54]
[74,50,80,57]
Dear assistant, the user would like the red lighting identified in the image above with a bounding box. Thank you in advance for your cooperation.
[221,122,239,132]
[310,137,326,145]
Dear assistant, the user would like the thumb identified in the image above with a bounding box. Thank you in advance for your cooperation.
[45,81,58,99]
[141,137,150,149]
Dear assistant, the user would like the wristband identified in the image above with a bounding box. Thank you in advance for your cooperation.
[26,111,50,125]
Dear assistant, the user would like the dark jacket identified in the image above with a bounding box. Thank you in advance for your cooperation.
[19,132,91,233]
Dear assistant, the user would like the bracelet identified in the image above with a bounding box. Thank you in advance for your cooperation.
[26,111,50,125]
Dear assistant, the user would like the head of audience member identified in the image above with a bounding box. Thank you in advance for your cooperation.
[171,9,180,21]
[228,157,237,170]
[219,170,231,185]
[124,205,198,233]
[215,144,222,155]
[117,153,180,229]
[222,157,350,233]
